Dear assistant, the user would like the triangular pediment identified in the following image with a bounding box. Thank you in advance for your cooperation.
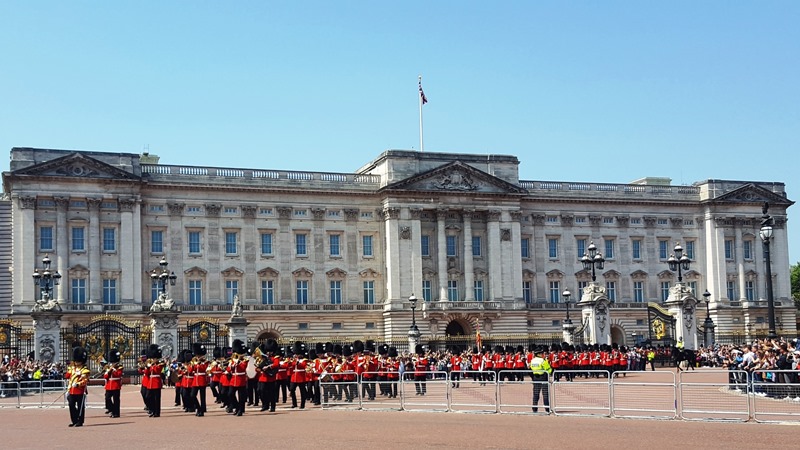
[707,183,793,207]
[11,152,140,181]
[380,161,527,195]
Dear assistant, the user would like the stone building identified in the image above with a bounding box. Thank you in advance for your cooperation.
[0,147,795,362]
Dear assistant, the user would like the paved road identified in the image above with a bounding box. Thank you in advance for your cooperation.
[2,369,798,449]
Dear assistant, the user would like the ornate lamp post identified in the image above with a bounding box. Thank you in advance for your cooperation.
[32,254,61,303]
[702,289,715,348]
[562,289,576,344]
[150,256,177,299]
[759,202,777,339]
[408,294,421,350]
[580,242,605,282]
[667,243,691,283]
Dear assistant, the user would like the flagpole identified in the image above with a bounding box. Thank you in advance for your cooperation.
[418,75,424,152]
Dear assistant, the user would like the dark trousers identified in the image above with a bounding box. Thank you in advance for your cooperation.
[192,386,207,414]
[174,386,182,406]
[414,374,427,395]
[210,381,220,401]
[140,385,148,411]
[146,388,161,416]
[247,378,258,405]
[532,376,549,413]
[451,371,461,387]
[105,389,120,416]
[233,385,247,414]
[361,377,376,399]
[67,393,86,425]
[290,381,307,408]
[258,382,276,411]
[182,386,196,411]
[278,378,289,403]
[308,380,320,404]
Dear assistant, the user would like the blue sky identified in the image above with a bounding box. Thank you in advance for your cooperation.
[1,1,798,262]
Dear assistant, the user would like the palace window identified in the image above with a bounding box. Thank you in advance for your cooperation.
[189,280,203,305]
[102,279,117,305]
[71,279,86,304]
[151,230,163,253]
[260,280,274,305]
[39,226,54,252]
[363,280,375,304]
[71,227,85,252]
[296,280,309,305]
[330,280,342,305]
[261,233,273,255]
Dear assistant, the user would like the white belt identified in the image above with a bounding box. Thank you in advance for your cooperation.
[233,372,246,376]
[108,378,121,381]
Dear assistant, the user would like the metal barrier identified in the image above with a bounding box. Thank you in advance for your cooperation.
[358,372,402,411]
[751,370,800,423]
[0,381,20,408]
[551,370,611,417]
[319,371,359,409]
[611,371,676,419]
[679,369,750,421]
[400,371,448,412]
[449,371,497,414]
[497,370,540,414]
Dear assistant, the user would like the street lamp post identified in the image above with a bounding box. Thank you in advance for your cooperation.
[580,242,605,283]
[408,294,421,350]
[151,256,177,299]
[759,202,777,340]
[32,254,61,302]
[562,289,576,344]
[667,243,691,283]
[702,289,715,348]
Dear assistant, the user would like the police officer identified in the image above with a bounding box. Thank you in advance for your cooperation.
[529,346,552,414]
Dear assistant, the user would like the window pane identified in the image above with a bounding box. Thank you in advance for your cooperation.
[40,226,53,251]
[225,232,237,254]
[189,231,201,254]
[261,233,273,255]
[330,235,340,256]
[521,238,530,258]
[472,236,481,257]
[604,239,614,259]
[421,235,430,257]
[296,234,307,255]
[363,235,373,257]
[446,236,457,257]
[261,280,273,305]
[72,227,85,251]
[151,230,163,253]
[103,228,116,252]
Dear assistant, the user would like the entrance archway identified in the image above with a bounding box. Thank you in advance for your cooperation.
[256,330,281,342]
[445,321,466,336]
[610,325,625,346]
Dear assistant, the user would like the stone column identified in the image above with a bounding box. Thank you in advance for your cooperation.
[384,207,402,303]
[734,218,745,301]
[119,198,137,304]
[462,210,474,301]
[487,210,502,301]
[87,197,102,303]
[578,284,611,345]
[13,195,37,307]
[436,209,448,301]
[409,208,423,304]
[32,311,63,363]
[665,283,699,350]
[150,311,180,361]
[509,211,524,301]
[54,196,69,303]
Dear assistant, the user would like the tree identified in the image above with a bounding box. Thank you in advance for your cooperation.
[791,261,800,309]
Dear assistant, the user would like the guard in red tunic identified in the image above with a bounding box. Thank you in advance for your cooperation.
[145,344,164,417]
[138,350,150,414]
[470,348,482,382]
[229,339,249,416]
[413,345,428,395]
[385,347,400,398]
[290,341,308,409]
[450,351,463,388]
[209,347,223,403]
[103,349,123,418]
[65,346,91,427]
[191,344,209,417]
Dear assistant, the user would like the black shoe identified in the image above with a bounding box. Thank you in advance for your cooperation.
[74,423,83,427]
[236,411,243,416]
[270,408,275,412]
[148,413,154,417]
[111,415,120,418]
[260,407,268,411]
[68,424,75,427]
[197,412,204,417]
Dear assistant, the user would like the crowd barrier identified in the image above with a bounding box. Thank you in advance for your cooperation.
[5,369,799,423]
[0,378,108,409]
[317,369,799,422]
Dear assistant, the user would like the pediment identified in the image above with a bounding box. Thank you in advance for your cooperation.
[707,183,792,207]
[381,161,527,195]
[11,152,140,181]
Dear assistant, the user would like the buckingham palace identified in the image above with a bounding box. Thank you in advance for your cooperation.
[0,147,795,363]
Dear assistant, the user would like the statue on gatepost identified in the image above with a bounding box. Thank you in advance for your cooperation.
[231,294,243,319]
[150,292,176,313]
[32,291,61,313]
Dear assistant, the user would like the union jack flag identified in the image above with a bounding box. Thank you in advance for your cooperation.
[419,80,428,104]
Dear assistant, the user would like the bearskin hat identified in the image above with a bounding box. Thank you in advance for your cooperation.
[415,344,425,356]
[353,340,365,354]
[315,342,324,354]
[193,343,207,357]
[378,344,389,356]
[324,342,334,354]
[365,339,376,353]
[147,344,160,359]
[388,346,398,358]
[293,341,307,357]
[333,344,343,356]
[107,348,121,364]
[212,346,222,359]
[72,346,87,364]
[342,345,353,357]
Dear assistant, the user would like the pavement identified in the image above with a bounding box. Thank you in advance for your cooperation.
[0,368,798,450]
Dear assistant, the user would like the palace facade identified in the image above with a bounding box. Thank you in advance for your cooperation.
[0,147,796,355]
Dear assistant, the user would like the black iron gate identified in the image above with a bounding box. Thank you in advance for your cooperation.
[0,319,35,360]
[62,315,151,375]
[647,303,676,347]
[177,319,228,354]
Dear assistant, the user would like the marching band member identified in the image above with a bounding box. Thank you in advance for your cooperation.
[385,347,399,398]
[277,348,290,404]
[413,345,428,396]
[145,344,164,417]
[290,342,308,409]
[103,349,123,418]
[182,350,195,413]
[65,346,90,427]
[209,347,223,403]
[229,339,249,416]
[191,344,209,417]
[138,350,150,414]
